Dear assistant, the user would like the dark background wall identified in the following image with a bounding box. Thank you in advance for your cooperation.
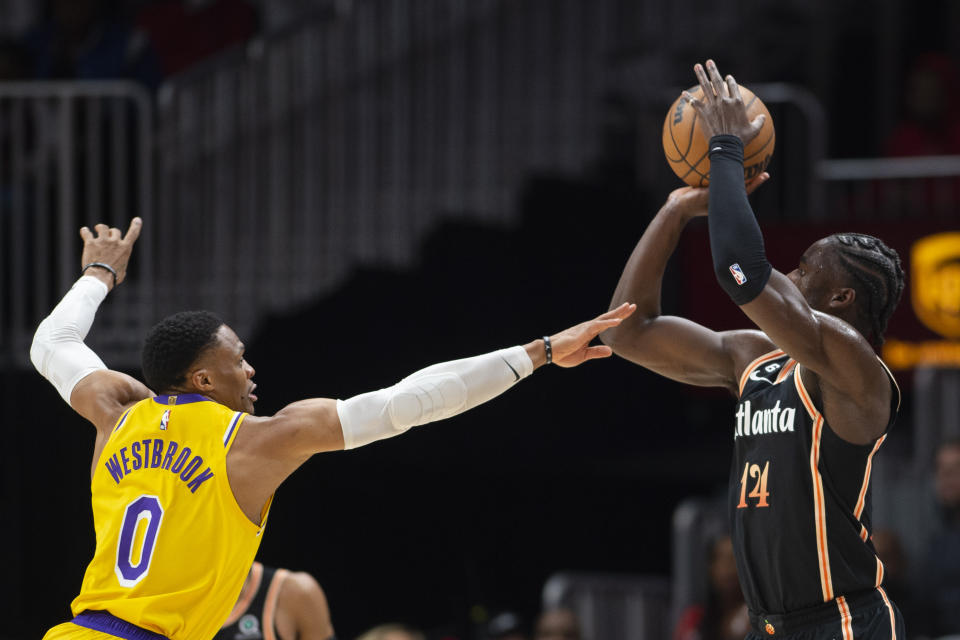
[1,0,959,638]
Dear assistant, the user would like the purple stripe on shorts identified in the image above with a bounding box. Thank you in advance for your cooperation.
[72,611,168,640]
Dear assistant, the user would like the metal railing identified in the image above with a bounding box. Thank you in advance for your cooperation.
[151,0,612,349]
[542,571,671,640]
[4,1,958,370]
[0,81,154,368]
[818,155,960,220]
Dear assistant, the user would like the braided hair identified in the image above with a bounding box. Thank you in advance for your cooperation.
[830,233,905,347]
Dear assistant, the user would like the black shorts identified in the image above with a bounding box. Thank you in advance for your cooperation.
[746,588,905,640]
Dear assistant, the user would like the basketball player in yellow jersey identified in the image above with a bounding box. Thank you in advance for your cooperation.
[32,218,635,640]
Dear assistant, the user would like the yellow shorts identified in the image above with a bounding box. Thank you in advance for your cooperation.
[43,622,117,640]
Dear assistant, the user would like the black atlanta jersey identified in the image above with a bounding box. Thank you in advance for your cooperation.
[729,349,900,616]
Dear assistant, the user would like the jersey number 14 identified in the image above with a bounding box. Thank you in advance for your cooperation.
[737,460,770,508]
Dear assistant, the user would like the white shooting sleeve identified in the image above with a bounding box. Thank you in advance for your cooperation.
[336,345,535,449]
[30,275,109,404]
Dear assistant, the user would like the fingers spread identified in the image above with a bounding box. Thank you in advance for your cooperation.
[583,345,613,360]
[726,75,741,101]
[706,60,727,98]
[94,223,110,238]
[694,64,713,98]
[124,217,143,244]
[745,172,770,195]
[682,91,703,112]
[606,302,636,319]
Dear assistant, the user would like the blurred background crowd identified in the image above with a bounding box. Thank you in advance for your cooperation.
[0,0,958,638]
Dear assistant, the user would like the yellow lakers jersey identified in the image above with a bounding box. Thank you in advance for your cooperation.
[71,394,270,640]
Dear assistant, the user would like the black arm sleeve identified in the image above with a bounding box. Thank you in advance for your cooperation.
[707,134,772,305]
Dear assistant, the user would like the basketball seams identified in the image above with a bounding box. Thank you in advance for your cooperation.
[664,115,686,162]
[743,128,775,162]
[665,94,709,182]
[664,85,771,187]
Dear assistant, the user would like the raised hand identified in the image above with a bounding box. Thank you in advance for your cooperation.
[683,59,765,145]
[79,218,143,290]
[548,302,636,367]
[667,171,771,219]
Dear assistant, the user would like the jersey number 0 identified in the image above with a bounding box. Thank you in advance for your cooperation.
[115,495,165,587]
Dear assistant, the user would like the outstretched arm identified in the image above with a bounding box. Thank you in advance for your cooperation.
[685,60,892,443]
[31,218,152,435]
[602,177,771,394]
[227,304,636,522]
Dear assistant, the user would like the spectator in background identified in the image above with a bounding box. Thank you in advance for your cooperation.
[136,0,258,77]
[920,440,960,636]
[871,530,924,638]
[355,623,425,640]
[533,608,581,640]
[884,53,960,157]
[486,611,528,640]
[673,535,749,640]
[23,0,162,89]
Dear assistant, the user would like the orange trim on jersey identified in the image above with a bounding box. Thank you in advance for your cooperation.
[794,365,819,421]
[836,596,854,640]
[775,359,797,384]
[859,525,869,542]
[876,555,885,588]
[854,434,886,522]
[877,357,902,412]
[878,586,897,639]
[797,368,834,601]
[738,349,785,396]
[262,567,290,640]
[222,562,264,626]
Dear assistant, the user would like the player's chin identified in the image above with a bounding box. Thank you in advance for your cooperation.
[243,397,257,414]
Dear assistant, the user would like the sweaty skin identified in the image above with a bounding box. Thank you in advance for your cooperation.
[604,61,891,445]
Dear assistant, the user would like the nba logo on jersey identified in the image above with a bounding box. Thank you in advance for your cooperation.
[729,263,748,285]
[159,409,170,430]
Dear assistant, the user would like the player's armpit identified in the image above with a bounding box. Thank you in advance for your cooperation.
[603,315,771,395]
[740,270,892,441]
[226,399,344,525]
[70,369,153,433]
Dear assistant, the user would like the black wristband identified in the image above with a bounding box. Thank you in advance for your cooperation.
[543,335,552,364]
[82,262,118,287]
[708,134,745,162]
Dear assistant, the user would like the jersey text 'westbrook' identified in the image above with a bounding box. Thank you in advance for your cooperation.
[103,438,215,493]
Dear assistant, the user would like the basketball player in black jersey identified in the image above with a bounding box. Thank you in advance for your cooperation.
[604,60,906,639]
[215,562,334,640]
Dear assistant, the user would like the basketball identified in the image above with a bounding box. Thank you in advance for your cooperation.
[662,85,775,187]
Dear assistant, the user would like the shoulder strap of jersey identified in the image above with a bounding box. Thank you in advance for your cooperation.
[877,357,901,431]
[262,567,290,640]
[221,561,265,626]
[222,410,248,450]
[738,348,786,397]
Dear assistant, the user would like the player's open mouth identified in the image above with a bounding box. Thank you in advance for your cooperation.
[249,384,257,402]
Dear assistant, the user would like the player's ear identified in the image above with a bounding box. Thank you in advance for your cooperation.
[829,287,856,309]
[188,367,214,392]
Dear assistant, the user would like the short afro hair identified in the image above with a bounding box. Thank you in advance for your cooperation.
[141,311,225,393]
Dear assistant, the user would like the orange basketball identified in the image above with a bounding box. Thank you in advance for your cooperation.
[662,85,775,187]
